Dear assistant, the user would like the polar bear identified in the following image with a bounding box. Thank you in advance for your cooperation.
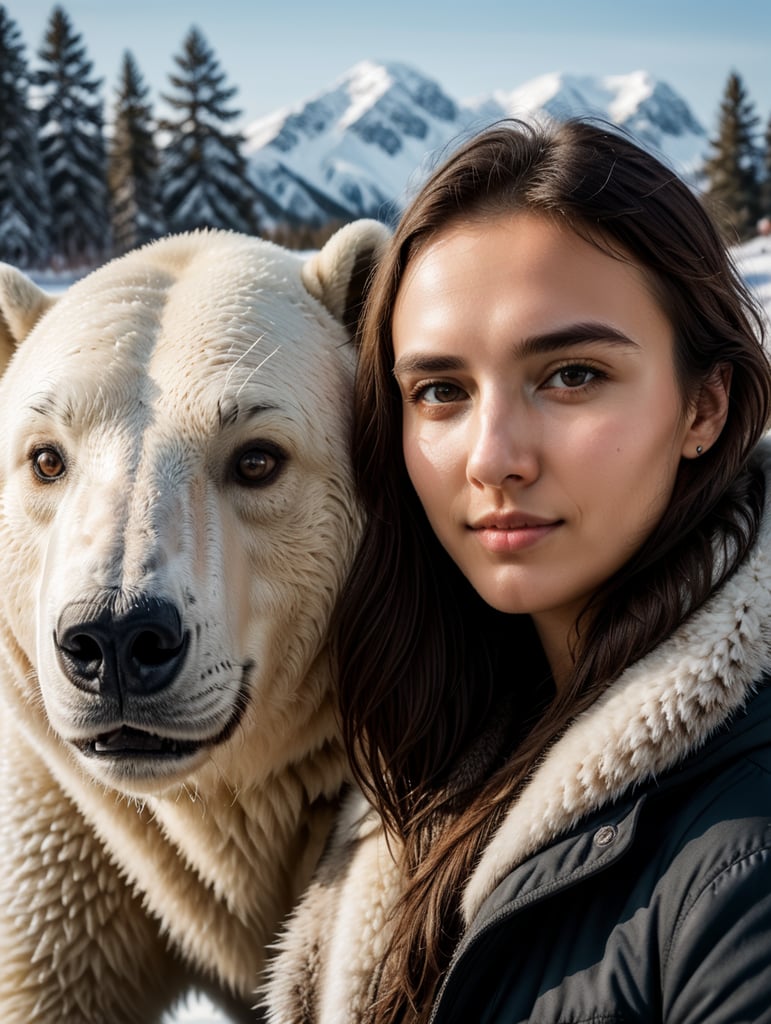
[0,221,389,1023]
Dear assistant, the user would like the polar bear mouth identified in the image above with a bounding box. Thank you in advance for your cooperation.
[73,666,253,764]
[85,726,200,758]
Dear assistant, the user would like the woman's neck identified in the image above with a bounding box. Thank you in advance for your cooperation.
[530,609,582,693]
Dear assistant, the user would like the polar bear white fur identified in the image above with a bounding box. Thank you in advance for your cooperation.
[0,221,389,1023]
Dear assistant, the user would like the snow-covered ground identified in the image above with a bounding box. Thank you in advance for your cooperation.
[23,233,771,1024]
[734,234,771,326]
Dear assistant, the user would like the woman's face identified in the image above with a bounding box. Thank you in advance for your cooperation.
[392,213,706,671]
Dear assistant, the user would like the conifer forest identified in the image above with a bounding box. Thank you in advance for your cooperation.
[1,3,770,272]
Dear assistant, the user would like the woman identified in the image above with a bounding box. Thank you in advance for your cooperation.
[262,120,771,1023]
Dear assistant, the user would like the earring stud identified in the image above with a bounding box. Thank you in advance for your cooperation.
[696,445,704,455]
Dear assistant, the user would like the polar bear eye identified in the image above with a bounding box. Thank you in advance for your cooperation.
[32,446,66,481]
[233,445,283,486]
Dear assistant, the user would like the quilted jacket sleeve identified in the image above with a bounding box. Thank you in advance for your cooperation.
[662,833,771,1024]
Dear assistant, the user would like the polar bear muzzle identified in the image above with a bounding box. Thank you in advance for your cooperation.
[51,592,247,763]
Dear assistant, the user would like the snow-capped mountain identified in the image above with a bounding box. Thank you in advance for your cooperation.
[244,61,479,228]
[469,71,706,179]
[244,61,708,230]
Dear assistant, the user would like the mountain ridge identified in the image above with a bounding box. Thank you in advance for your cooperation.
[244,60,708,230]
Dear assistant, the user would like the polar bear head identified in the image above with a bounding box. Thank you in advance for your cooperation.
[0,223,388,798]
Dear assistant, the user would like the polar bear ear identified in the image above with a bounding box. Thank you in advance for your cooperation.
[0,264,57,372]
[301,219,391,339]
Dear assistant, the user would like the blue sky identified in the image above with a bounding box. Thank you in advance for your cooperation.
[9,0,771,132]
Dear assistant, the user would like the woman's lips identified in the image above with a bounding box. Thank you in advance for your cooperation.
[469,514,562,553]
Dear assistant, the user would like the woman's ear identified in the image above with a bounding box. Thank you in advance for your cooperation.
[681,364,732,459]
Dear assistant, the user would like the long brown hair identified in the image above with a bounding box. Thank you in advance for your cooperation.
[335,119,771,1022]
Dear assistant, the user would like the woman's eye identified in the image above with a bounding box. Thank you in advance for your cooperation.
[234,447,282,485]
[414,382,466,405]
[32,447,66,481]
[545,365,599,389]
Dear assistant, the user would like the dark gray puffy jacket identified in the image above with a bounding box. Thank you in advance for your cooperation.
[431,681,771,1024]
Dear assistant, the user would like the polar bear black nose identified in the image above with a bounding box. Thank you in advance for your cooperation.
[55,596,189,697]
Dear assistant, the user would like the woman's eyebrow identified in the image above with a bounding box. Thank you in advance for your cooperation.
[517,322,640,357]
[393,322,639,377]
[392,354,466,376]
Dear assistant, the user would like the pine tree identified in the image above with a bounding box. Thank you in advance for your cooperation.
[108,51,164,255]
[702,71,762,241]
[36,5,110,267]
[0,5,50,267]
[160,27,259,234]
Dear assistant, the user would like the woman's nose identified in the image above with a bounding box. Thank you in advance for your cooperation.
[466,399,540,488]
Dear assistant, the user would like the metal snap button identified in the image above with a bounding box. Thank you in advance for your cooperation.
[593,824,617,847]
